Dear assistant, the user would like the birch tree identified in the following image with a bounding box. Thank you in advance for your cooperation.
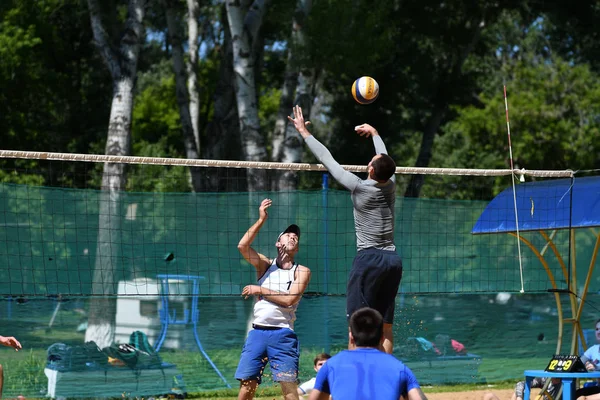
[186,0,201,148]
[225,0,269,191]
[278,70,316,190]
[272,0,313,191]
[163,0,203,191]
[202,4,240,191]
[85,0,146,349]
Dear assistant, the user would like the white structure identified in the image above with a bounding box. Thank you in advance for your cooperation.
[115,277,189,349]
[45,364,182,399]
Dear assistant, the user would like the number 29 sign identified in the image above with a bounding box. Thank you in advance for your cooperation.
[545,355,586,372]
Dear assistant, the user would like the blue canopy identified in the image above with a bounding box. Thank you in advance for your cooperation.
[472,176,600,234]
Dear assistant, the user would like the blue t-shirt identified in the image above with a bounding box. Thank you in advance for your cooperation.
[313,348,420,400]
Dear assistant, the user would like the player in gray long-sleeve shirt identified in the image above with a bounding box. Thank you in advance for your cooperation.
[288,105,403,354]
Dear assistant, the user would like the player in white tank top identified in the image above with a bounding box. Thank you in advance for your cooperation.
[252,260,299,329]
[236,198,312,400]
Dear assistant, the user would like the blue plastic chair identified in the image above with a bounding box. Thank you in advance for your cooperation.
[155,274,230,388]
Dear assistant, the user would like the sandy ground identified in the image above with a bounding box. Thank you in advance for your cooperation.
[424,388,514,400]
[258,388,516,399]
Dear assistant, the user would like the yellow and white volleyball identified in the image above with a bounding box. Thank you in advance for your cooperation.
[351,76,379,105]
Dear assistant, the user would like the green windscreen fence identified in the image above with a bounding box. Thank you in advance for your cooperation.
[1,183,585,296]
[1,174,600,398]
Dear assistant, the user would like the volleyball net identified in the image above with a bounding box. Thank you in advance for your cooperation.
[0,149,597,396]
[0,149,580,297]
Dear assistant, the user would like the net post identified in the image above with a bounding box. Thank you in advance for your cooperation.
[322,172,330,353]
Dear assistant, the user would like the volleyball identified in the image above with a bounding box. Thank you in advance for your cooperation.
[351,76,379,105]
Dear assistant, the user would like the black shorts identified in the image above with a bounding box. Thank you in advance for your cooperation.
[346,248,403,324]
[577,386,600,397]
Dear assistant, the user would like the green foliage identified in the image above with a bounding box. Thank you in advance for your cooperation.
[420,11,600,199]
[127,141,192,193]
[131,61,188,192]
[438,58,600,175]
[258,86,282,153]
[0,0,111,188]
[0,12,41,74]
[134,66,182,142]
[0,164,45,185]
[1,0,600,198]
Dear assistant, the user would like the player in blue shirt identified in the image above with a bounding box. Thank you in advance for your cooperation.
[309,308,427,400]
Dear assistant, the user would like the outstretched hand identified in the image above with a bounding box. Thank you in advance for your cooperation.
[287,105,312,138]
[259,198,272,221]
[0,335,22,351]
[354,123,379,137]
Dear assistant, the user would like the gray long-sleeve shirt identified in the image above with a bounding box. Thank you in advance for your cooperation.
[305,135,396,251]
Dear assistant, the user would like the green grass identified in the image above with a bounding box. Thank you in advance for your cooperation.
[0,294,577,398]
[1,343,530,399]
[1,343,529,399]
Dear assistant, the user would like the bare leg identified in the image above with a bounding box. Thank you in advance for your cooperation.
[280,381,300,400]
[238,379,258,400]
[382,323,394,354]
[512,392,520,400]
[0,364,4,399]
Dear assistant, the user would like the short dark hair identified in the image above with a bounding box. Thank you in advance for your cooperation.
[349,307,383,347]
[313,353,331,366]
[371,154,396,181]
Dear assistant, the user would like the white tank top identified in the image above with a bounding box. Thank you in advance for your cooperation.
[252,260,299,330]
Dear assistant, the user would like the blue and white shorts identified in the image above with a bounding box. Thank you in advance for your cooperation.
[235,326,299,383]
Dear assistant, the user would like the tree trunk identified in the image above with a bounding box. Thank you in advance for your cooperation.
[86,80,135,349]
[278,69,315,190]
[272,0,312,191]
[226,0,269,191]
[404,101,447,198]
[202,4,240,191]
[404,17,484,198]
[271,51,298,166]
[85,0,145,349]
[186,0,201,150]
[272,0,311,161]
[163,0,203,192]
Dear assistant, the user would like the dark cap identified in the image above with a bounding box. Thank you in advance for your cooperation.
[277,224,300,241]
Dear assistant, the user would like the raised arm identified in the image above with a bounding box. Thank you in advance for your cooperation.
[355,123,396,183]
[288,105,361,191]
[242,265,311,307]
[237,198,272,278]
